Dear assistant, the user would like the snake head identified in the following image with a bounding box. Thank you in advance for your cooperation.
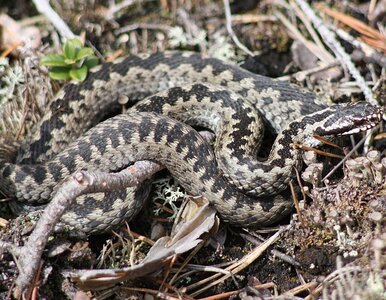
[312,102,382,137]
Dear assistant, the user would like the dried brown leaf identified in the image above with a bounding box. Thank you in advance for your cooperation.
[69,203,216,290]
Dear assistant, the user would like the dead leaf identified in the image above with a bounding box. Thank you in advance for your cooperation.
[68,202,216,290]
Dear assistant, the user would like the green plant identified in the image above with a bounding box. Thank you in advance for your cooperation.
[40,38,99,81]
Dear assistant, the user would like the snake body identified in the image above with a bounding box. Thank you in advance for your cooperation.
[15,51,326,164]
[0,52,382,235]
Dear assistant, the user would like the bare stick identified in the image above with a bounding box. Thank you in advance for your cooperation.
[115,23,173,35]
[12,128,215,296]
[289,0,326,53]
[13,160,162,296]
[275,11,334,63]
[271,249,300,267]
[223,0,254,57]
[332,26,386,68]
[177,8,207,54]
[294,0,375,104]
[278,60,340,81]
[0,241,21,257]
[189,225,291,296]
[105,0,142,20]
[32,0,76,39]
[230,14,277,23]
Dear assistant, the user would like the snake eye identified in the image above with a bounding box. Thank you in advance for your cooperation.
[353,118,363,125]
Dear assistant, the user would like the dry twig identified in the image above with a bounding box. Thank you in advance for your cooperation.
[12,160,162,297]
[230,14,277,24]
[317,4,386,53]
[177,8,207,54]
[9,129,216,296]
[294,0,376,104]
[275,10,334,63]
[222,0,254,56]
[189,225,291,297]
[278,60,340,82]
[32,0,76,39]
[329,25,386,68]
[105,0,143,20]
[114,23,173,36]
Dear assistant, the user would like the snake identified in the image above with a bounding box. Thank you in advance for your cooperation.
[0,51,382,235]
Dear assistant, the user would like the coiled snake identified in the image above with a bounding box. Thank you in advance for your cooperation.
[0,52,382,235]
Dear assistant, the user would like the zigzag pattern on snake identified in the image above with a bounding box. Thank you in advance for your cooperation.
[0,51,382,235]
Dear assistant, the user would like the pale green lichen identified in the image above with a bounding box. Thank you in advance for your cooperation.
[324,270,386,300]
[208,32,244,63]
[0,58,26,138]
[152,177,185,220]
[0,58,24,105]
[168,26,207,48]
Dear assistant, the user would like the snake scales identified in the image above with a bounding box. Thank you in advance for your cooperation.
[0,51,382,235]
